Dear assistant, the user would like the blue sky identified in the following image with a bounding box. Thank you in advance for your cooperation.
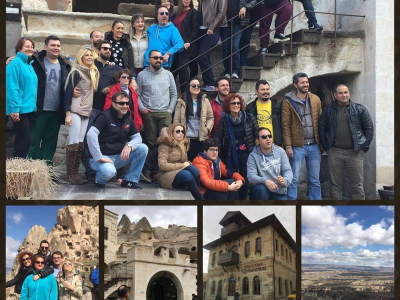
[302,206,394,267]
[6,206,64,268]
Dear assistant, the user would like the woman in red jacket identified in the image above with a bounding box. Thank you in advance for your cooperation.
[103,69,142,131]
[192,138,245,200]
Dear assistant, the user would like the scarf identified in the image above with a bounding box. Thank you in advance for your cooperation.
[199,152,221,180]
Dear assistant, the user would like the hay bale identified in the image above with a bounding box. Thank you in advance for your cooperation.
[6,158,63,200]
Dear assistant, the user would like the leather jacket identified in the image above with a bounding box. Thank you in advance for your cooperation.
[319,100,374,153]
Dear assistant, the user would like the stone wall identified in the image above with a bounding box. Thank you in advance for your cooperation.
[104,209,119,264]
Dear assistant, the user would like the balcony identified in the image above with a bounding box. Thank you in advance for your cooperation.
[217,251,239,266]
[221,223,240,237]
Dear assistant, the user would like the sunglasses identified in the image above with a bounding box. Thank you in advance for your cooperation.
[41,247,49,250]
[208,148,219,153]
[101,47,111,51]
[174,129,185,134]
[115,101,129,106]
[150,56,163,60]
[259,134,273,139]
[230,101,241,106]
[120,75,130,79]
[35,261,45,265]
[190,84,201,88]
[63,262,72,266]
[22,257,31,262]
[159,12,169,16]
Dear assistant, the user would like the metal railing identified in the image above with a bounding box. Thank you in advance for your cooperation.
[171,0,365,91]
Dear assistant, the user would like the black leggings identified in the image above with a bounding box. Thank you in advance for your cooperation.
[12,112,35,158]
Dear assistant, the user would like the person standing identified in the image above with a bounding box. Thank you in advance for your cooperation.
[28,35,71,165]
[281,72,322,200]
[50,251,64,277]
[173,78,214,161]
[319,84,374,199]
[129,14,148,74]
[197,0,227,90]
[247,127,293,200]
[35,240,53,267]
[105,20,134,69]
[57,259,83,300]
[64,48,99,185]
[6,37,38,159]
[245,79,283,146]
[89,266,99,299]
[116,285,130,300]
[137,50,177,178]
[209,77,230,137]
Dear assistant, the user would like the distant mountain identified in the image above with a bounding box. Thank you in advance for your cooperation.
[302,264,394,272]
[6,267,12,274]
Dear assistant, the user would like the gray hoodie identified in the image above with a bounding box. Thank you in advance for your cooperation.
[247,145,293,194]
[137,67,177,113]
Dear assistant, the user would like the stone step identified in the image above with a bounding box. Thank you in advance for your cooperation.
[267,41,303,56]
[240,66,262,81]
[290,29,323,44]
[247,53,281,69]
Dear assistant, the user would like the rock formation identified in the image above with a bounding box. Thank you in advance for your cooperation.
[6,206,99,300]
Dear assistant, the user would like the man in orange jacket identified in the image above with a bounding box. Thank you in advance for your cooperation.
[192,138,244,200]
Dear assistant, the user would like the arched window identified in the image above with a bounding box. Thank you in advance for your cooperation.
[289,252,292,263]
[275,239,279,252]
[211,281,216,295]
[281,245,284,255]
[290,281,293,294]
[243,277,249,295]
[285,279,289,296]
[211,253,216,267]
[256,237,262,252]
[278,277,282,295]
[285,248,288,259]
[217,280,222,295]
[253,276,260,295]
[228,277,236,296]
[245,241,250,256]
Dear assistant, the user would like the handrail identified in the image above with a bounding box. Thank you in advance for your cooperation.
[171,1,365,91]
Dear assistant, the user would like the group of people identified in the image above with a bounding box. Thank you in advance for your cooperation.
[6,5,372,200]
[6,240,99,300]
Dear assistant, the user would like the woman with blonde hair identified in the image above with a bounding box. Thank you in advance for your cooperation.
[64,48,99,185]
[57,258,83,300]
[156,122,204,199]
[129,14,148,74]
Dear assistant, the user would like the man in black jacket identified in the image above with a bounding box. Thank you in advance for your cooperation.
[245,79,282,146]
[319,84,374,200]
[87,92,148,189]
[28,35,71,165]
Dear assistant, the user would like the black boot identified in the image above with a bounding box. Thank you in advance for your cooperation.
[185,179,205,200]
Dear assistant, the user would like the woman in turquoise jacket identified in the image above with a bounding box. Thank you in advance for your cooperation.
[144,5,184,69]
[6,37,38,158]
[20,255,58,300]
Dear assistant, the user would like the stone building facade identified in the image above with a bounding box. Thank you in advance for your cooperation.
[104,210,197,300]
[204,212,296,300]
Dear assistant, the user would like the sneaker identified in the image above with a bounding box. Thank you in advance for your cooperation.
[95,182,105,189]
[258,48,268,54]
[232,73,239,79]
[116,178,123,185]
[86,174,96,184]
[224,74,231,79]
[140,171,152,183]
[202,85,218,92]
[273,33,290,43]
[121,180,143,189]
[309,23,323,30]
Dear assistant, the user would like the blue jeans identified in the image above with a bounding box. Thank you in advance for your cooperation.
[250,184,289,200]
[89,144,148,185]
[203,179,237,200]
[172,165,200,188]
[197,28,221,86]
[287,144,321,200]
[220,22,243,74]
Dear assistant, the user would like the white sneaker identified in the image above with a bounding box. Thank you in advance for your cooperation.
[224,74,231,79]
[232,73,239,79]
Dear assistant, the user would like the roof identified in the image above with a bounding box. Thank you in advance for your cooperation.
[219,211,252,226]
[204,213,296,251]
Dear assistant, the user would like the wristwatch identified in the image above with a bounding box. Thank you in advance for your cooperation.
[125,143,133,151]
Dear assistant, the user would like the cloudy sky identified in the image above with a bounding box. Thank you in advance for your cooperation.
[203,206,296,273]
[302,206,394,267]
[106,206,197,228]
[6,206,64,269]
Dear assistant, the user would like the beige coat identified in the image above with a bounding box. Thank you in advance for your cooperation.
[155,128,190,189]
[57,274,83,300]
[173,95,214,142]
[70,65,94,117]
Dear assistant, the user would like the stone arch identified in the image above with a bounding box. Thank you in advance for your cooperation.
[146,270,184,300]
[154,246,167,256]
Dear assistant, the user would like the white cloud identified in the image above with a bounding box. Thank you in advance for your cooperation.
[379,206,394,212]
[7,212,24,224]
[302,206,394,249]
[106,206,197,228]
[6,236,21,268]
[349,212,358,219]
[203,206,296,272]
[302,248,394,267]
